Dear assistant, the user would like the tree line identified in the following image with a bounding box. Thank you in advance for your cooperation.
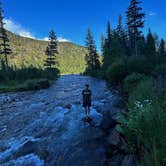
[85,0,165,76]
[84,0,166,165]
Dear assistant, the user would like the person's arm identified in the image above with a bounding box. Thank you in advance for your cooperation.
[90,90,92,101]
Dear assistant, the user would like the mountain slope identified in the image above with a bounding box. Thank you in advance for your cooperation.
[7,31,88,74]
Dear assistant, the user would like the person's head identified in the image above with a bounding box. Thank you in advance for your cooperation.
[85,84,89,90]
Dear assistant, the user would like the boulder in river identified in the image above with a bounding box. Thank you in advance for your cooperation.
[104,154,124,166]
[106,128,129,153]
[121,155,136,166]
[100,112,116,131]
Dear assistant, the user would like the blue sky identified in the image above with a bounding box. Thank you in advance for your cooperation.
[3,0,166,49]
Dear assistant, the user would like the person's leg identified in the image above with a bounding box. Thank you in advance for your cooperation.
[84,107,88,118]
[87,106,91,117]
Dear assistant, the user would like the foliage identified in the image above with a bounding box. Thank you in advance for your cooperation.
[144,29,156,59]
[123,73,147,93]
[106,60,128,85]
[0,66,59,92]
[0,3,12,68]
[85,28,100,73]
[126,56,154,74]
[158,39,166,57]
[126,0,145,56]
[123,79,166,166]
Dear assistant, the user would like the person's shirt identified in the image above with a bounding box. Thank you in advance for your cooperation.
[82,89,92,102]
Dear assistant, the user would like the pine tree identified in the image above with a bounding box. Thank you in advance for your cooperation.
[117,15,124,41]
[145,29,156,58]
[158,39,165,57]
[44,30,58,70]
[101,33,105,54]
[116,15,129,57]
[107,21,112,43]
[0,1,12,69]
[102,22,113,70]
[85,28,100,71]
[126,0,145,56]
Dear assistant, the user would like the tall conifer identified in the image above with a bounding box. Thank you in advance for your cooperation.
[85,28,100,71]
[45,30,58,70]
[0,1,12,69]
[126,0,145,56]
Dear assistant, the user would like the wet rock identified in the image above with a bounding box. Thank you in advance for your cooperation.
[64,103,72,109]
[6,153,44,166]
[89,108,103,127]
[104,146,119,158]
[93,101,105,109]
[0,142,7,153]
[0,137,40,164]
[106,128,129,153]
[121,155,136,166]
[28,102,45,110]
[112,97,126,109]
[104,154,124,166]
[15,141,38,158]
[100,113,116,130]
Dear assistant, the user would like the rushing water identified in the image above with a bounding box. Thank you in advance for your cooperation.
[0,75,117,166]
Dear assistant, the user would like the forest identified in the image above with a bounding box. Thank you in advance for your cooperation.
[84,0,166,165]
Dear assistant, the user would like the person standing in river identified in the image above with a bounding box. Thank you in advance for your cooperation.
[82,84,92,119]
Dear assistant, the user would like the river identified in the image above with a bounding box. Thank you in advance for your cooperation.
[0,75,119,166]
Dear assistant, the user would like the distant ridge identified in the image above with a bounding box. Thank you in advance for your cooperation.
[7,30,88,74]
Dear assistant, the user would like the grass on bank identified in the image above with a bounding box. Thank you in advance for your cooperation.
[0,66,60,93]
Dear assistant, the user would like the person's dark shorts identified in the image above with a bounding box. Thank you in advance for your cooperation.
[83,101,91,107]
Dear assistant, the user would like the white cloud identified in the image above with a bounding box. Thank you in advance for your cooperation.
[4,19,35,39]
[57,37,70,42]
[148,12,157,16]
[42,37,49,41]
[4,18,70,42]
[40,36,70,42]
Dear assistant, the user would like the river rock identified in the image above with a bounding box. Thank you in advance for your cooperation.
[89,108,103,127]
[104,154,124,166]
[6,153,44,166]
[106,128,129,153]
[121,155,136,166]
[100,113,116,131]
[28,102,45,110]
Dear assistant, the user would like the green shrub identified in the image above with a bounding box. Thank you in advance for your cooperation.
[128,78,154,108]
[153,63,166,77]
[123,73,147,93]
[84,68,105,78]
[0,66,59,92]
[126,56,154,74]
[120,78,166,165]
[106,61,128,85]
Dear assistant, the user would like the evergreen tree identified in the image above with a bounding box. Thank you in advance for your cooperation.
[101,33,105,54]
[117,14,124,41]
[126,0,145,56]
[102,22,112,70]
[137,35,146,56]
[0,1,12,69]
[44,30,58,70]
[145,29,156,59]
[85,28,100,71]
[107,21,112,42]
[116,15,129,57]
[158,39,165,57]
